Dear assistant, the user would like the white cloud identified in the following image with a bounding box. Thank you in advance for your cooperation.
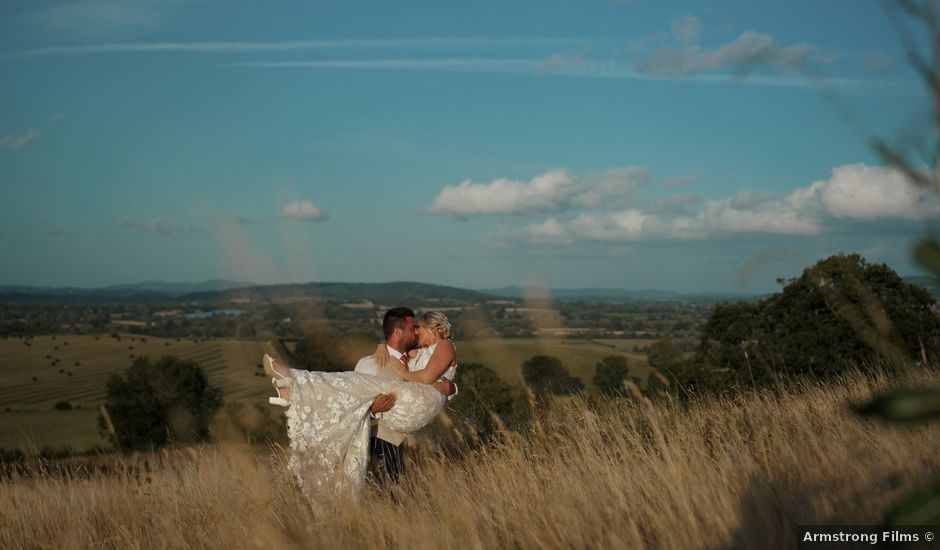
[516,209,687,243]
[213,214,253,226]
[427,167,648,216]
[575,192,819,241]
[522,218,575,244]
[574,167,651,208]
[23,0,176,39]
[3,38,583,60]
[541,52,586,71]
[817,163,928,219]
[507,163,929,246]
[228,58,899,95]
[662,169,701,187]
[568,209,654,240]
[0,129,42,151]
[118,217,197,235]
[231,58,538,73]
[517,197,819,244]
[699,193,822,235]
[3,32,895,96]
[280,200,327,221]
[540,44,593,72]
[637,31,814,76]
[671,15,702,45]
[861,52,894,73]
[428,170,575,215]
[652,193,702,213]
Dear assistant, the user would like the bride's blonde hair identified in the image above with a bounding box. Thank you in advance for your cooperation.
[418,311,452,340]
[371,311,452,368]
[372,342,391,367]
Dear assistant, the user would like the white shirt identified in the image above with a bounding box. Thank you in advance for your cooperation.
[355,344,458,398]
[353,344,458,445]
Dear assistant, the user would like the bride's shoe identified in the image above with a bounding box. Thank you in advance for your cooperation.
[263,354,291,407]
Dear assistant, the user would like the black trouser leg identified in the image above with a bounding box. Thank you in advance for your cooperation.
[369,436,403,483]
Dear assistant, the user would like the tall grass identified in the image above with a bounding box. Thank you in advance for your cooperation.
[2,368,938,549]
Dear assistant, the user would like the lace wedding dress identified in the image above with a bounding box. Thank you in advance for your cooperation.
[283,344,450,495]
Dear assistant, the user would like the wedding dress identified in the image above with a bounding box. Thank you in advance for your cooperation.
[283,343,452,495]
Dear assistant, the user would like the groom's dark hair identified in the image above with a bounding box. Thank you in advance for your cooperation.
[383,307,415,340]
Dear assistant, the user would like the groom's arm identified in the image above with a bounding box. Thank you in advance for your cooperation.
[432,379,457,400]
[371,393,396,414]
[355,356,397,417]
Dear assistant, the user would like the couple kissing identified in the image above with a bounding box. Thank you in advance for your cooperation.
[261,307,458,496]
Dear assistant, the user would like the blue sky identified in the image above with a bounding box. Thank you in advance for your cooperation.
[0,0,935,293]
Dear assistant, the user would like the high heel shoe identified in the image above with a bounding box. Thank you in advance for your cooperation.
[263,354,291,407]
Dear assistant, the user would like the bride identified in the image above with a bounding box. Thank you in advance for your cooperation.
[262,310,458,495]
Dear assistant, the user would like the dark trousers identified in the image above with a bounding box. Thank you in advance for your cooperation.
[368,436,403,484]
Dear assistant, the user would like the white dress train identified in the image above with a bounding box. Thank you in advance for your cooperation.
[283,347,446,495]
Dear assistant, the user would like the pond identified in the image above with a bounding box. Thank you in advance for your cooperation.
[181,309,246,320]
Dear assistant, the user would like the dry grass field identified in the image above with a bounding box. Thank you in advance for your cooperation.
[0,335,277,452]
[0,335,645,454]
[0,335,276,411]
[1,368,937,549]
[455,337,652,385]
[0,409,107,454]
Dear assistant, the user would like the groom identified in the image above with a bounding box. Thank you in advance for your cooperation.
[353,306,455,482]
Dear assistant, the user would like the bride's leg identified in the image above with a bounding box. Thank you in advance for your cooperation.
[263,354,292,402]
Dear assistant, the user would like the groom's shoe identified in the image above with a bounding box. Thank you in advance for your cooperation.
[263,354,291,407]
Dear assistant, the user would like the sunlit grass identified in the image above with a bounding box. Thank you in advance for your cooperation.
[1,368,938,549]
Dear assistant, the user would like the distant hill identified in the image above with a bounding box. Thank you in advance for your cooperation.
[479,277,940,303]
[0,280,497,304]
[0,279,251,302]
[481,286,756,302]
[0,281,764,304]
[189,281,497,304]
[905,276,940,300]
[104,279,250,296]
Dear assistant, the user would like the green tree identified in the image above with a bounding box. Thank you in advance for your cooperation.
[657,359,731,399]
[694,301,759,377]
[292,326,340,372]
[99,356,223,451]
[522,355,583,395]
[805,2,940,526]
[755,254,940,377]
[293,325,375,372]
[449,363,518,437]
[647,337,682,371]
[593,355,631,396]
[692,254,940,391]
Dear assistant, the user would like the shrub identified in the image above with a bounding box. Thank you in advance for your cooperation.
[691,254,940,393]
[522,355,583,396]
[449,363,518,437]
[647,337,682,371]
[593,356,631,396]
[99,356,223,451]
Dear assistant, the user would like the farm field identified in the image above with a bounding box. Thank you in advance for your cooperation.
[0,335,275,412]
[588,337,660,354]
[455,337,654,384]
[0,409,107,453]
[0,334,278,453]
[0,334,653,454]
[3,368,937,549]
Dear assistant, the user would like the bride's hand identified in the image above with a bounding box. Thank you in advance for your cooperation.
[390,359,408,377]
[372,343,389,363]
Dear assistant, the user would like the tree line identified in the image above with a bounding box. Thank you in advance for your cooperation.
[94,253,940,450]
